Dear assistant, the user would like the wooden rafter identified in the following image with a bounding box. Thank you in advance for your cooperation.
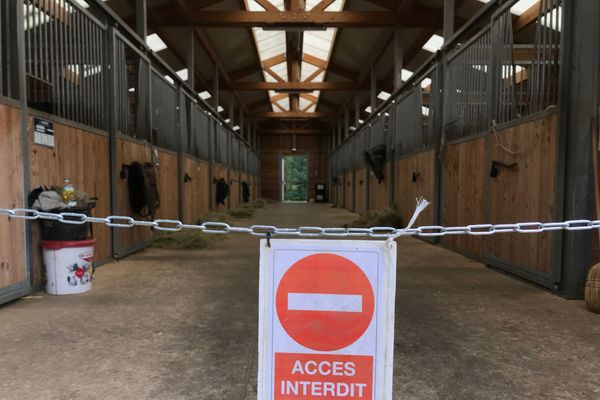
[232,81,356,91]
[262,53,287,68]
[264,67,285,82]
[304,67,325,82]
[157,10,410,28]
[312,0,336,12]
[253,112,338,119]
[514,1,541,32]
[254,0,279,12]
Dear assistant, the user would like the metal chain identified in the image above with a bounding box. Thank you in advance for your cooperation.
[1,208,600,239]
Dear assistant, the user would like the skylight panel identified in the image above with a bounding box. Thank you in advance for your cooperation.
[377,91,391,101]
[422,106,430,116]
[401,69,413,81]
[305,0,344,11]
[146,33,167,52]
[224,118,231,123]
[299,97,312,110]
[303,29,336,61]
[176,68,188,81]
[270,62,289,81]
[164,75,175,85]
[510,0,539,15]
[217,106,224,113]
[198,91,212,100]
[365,106,373,113]
[422,34,444,53]
[420,78,432,89]
[233,125,241,131]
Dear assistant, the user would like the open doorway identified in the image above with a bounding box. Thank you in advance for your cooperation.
[281,155,308,202]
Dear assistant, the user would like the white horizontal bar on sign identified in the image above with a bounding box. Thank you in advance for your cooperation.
[287,293,363,313]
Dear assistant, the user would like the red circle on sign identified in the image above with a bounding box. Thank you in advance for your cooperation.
[276,253,374,351]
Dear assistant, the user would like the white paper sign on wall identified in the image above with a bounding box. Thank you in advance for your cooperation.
[258,239,397,400]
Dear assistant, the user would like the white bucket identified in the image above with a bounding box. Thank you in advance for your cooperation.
[42,239,95,295]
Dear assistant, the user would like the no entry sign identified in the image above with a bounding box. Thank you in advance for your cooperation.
[258,239,397,400]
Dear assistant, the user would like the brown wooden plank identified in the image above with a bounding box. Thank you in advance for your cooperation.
[0,105,25,289]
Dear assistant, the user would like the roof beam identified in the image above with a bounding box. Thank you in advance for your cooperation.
[158,10,404,28]
[260,128,329,134]
[253,112,338,119]
[232,81,356,91]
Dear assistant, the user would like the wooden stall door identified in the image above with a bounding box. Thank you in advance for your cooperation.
[394,150,436,227]
[0,104,28,304]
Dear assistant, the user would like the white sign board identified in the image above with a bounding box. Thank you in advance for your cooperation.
[258,239,397,400]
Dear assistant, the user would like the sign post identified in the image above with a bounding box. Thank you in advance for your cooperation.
[258,239,397,400]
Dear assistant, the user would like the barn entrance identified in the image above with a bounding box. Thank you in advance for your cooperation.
[281,155,308,202]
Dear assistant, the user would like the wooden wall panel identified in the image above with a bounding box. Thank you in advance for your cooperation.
[440,113,558,273]
[230,170,241,209]
[116,137,153,251]
[0,104,26,290]
[355,168,368,215]
[183,157,210,224]
[441,137,487,257]
[155,150,179,220]
[368,163,390,212]
[487,114,557,273]
[28,116,110,286]
[394,150,436,227]
[344,171,354,211]
[261,151,281,201]
[334,176,343,208]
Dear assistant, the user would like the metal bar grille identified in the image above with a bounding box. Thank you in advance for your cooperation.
[445,28,492,141]
[528,0,562,114]
[23,0,106,129]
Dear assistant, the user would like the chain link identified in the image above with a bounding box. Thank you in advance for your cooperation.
[1,207,599,239]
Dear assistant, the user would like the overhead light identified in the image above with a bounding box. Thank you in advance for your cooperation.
[422,34,444,53]
[233,125,240,131]
[217,106,224,113]
[401,69,413,81]
[146,33,167,52]
[421,78,432,89]
[128,87,135,92]
[224,118,231,123]
[349,126,356,131]
[176,68,188,81]
[163,75,175,85]
[198,91,212,100]
[358,119,364,124]
[364,106,372,113]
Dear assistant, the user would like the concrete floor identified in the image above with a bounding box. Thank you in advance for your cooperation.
[1,203,599,400]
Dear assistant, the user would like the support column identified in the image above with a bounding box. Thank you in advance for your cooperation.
[443,0,455,43]
[344,107,349,141]
[212,66,219,112]
[187,25,195,90]
[370,66,377,113]
[229,96,235,127]
[355,95,360,126]
[136,0,147,39]
[394,24,404,91]
[555,0,600,298]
